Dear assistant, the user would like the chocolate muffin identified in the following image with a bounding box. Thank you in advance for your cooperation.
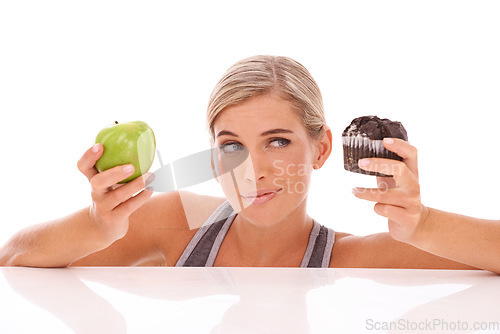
[342,116,408,176]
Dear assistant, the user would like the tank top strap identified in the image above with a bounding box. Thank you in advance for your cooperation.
[176,200,335,268]
[300,219,336,268]
[175,201,236,267]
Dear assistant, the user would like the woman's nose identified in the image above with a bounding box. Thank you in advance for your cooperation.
[242,151,270,182]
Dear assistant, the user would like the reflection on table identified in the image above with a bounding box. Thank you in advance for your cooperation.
[0,267,499,333]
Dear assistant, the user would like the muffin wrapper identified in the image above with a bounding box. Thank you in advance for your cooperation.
[342,135,403,177]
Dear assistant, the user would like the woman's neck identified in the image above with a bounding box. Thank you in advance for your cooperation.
[229,204,314,267]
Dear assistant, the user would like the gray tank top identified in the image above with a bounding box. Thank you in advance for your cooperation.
[175,200,335,268]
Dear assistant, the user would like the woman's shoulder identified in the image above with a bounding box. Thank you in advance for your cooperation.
[329,232,396,268]
[329,231,480,270]
[146,190,227,265]
[143,190,226,229]
[329,231,422,268]
[176,190,228,230]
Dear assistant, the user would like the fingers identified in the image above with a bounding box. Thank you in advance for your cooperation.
[90,164,141,200]
[77,144,103,181]
[381,138,415,159]
[382,138,418,178]
[90,164,136,196]
[377,176,396,189]
[353,187,420,211]
[354,185,423,240]
[358,158,416,188]
[373,203,408,223]
[89,182,153,241]
[376,204,425,242]
[112,187,153,221]
[92,171,153,215]
[354,155,421,224]
[354,138,423,243]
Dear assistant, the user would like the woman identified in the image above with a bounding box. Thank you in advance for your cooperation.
[1,55,499,272]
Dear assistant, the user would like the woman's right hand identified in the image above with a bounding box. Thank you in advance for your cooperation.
[77,143,154,243]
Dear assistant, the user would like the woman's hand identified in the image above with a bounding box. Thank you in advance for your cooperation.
[352,138,429,245]
[77,143,154,242]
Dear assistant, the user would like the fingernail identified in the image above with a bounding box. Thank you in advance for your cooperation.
[146,186,154,193]
[123,165,135,174]
[145,173,155,186]
[92,143,100,153]
[384,138,394,145]
[358,159,370,167]
[352,187,359,195]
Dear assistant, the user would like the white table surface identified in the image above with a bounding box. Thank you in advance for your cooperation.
[1,267,499,333]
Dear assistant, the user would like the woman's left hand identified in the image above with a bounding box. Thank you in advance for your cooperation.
[352,138,429,245]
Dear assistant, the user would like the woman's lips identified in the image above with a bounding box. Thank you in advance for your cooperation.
[242,188,283,205]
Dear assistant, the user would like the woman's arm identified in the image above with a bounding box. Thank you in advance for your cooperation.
[0,207,108,267]
[352,138,500,274]
[413,207,500,272]
[0,144,154,267]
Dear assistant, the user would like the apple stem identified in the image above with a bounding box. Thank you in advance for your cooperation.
[115,121,118,124]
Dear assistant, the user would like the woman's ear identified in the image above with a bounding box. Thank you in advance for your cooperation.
[312,125,333,170]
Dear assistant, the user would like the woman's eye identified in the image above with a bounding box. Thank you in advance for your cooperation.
[269,138,290,148]
[219,138,290,153]
[219,143,243,154]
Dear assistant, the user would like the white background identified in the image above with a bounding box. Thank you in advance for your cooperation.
[0,0,499,247]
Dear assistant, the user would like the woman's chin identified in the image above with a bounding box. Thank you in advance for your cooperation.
[235,211,283,228]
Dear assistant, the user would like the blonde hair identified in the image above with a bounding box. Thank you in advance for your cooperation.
[206,55,326,142]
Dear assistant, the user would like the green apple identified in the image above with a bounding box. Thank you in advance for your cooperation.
[95,121,156,183]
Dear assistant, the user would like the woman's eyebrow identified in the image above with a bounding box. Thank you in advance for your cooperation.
[216,128,294,138]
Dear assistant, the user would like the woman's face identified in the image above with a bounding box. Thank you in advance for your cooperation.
[212,94,324,227]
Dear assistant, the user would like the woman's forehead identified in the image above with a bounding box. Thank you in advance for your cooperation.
[213,95,304,135]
